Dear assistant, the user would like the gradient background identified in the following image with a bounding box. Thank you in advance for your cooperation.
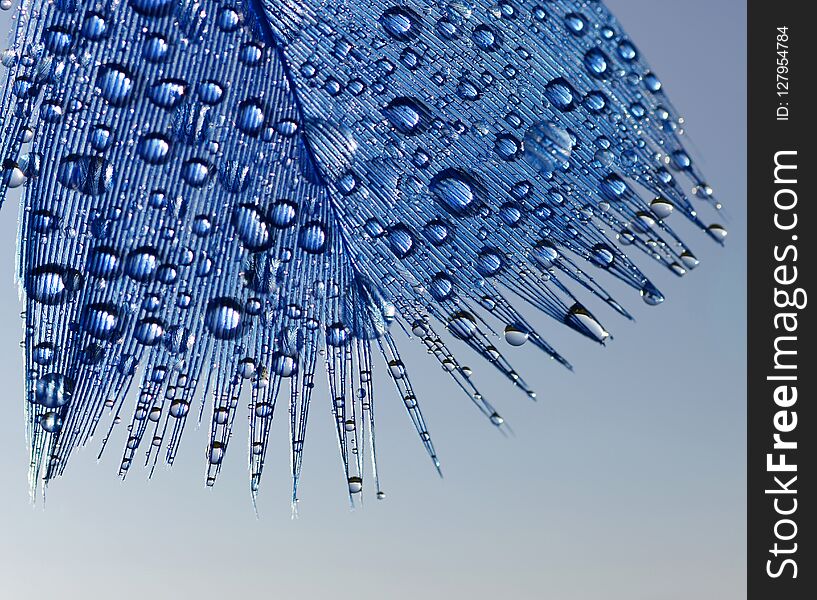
[0,1,746,598]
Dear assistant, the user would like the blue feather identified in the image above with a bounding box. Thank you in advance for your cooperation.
[0,0,724,503]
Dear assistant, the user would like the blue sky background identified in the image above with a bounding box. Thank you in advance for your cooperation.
[0,1,746,598]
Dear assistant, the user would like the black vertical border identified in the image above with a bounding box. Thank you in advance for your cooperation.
[747,1,813,597]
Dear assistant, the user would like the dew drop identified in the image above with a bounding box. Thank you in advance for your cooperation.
[523,121,574,174]
[205,298,244,340]
[35,373,74,408]
[380,7,422,41]
[504,324,529,346]
[96,63,135,106]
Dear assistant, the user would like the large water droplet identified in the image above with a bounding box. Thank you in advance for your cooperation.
[205,298,244,340]
[129,0,174,18]
[448,311,478,339]
[43,26,74,55]
[565,304,609,343]
[380,7,422,40]
[472,24,501,51]
[57,155,114,195]
[271,352,298,377]
[523,121,574,175]
[298,221,328,254]
[134,317,165,345]
[40,412,64,433]
[35,373,74,408]
[347,476,363,494]
[81,303,122,341]
[125,247,159,282]
[383,97,428,135]
[504,324,529,346]
[640,281,665,306]
[26,265,83,305]
[232,204,272,251]
[545,78,577,111]
[650,197,674,219]
[148,78,187,109]
[429,168,482,216]
[137,133,172,164]
[96,63,135,106]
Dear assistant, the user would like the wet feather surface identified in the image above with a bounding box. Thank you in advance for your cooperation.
[0,0,724,503]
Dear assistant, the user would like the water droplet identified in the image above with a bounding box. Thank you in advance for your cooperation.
[298,221,328,254]
[255,402,273,418]
[205,298,244,340]
[523,121,574,174]
[137,133,172,164]
[143,34,170,62]
[347,476,363,494]
[476,247,504,276]
[134,317,165,345]
[448,311,478,340]
[96,63,135,106]
[209,442,225,464]
[57,155,114,195]
[81,11,108,40]
[125,247,159,281]
[617,40,638,61]
[590,244,615,269]
[680,251,699,270]
[380,7,422,40]
[494,134,522,161]
[148,78,187,109]
[472,24,501,51]
[583,49,611,78]
[386,224,415,259]
[35,373,74,408]
[270,199,297,228]
[90,125,114,151]
[650,197,674,219]
[544,78,577,111]
[326,323,350,347]
[198,80,224,105]
[504,324,529,346]
[429,168,481,216]
[129,0,174,18]
[232,203,272,251]
[169,400,190,418]
[216,6,241,32]
[237,98,265,135]
[181,159,210,187]
[584,90,608,113]
[383,97,428,135]
[644,71,662,92]
[81,303,122,341]
[563,12,587,35]
[40,412,64,433]
[33,342,56,365]
[640,281,665,306]
[707,224,728,241]
[26,264,83,304]
[565,304,609,343]
[43,26,74,54]
[271,353,298,377]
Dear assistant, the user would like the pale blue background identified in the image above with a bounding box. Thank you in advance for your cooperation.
[0,1,746,598]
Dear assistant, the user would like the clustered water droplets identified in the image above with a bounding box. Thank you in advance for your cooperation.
[0,0,724,503]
